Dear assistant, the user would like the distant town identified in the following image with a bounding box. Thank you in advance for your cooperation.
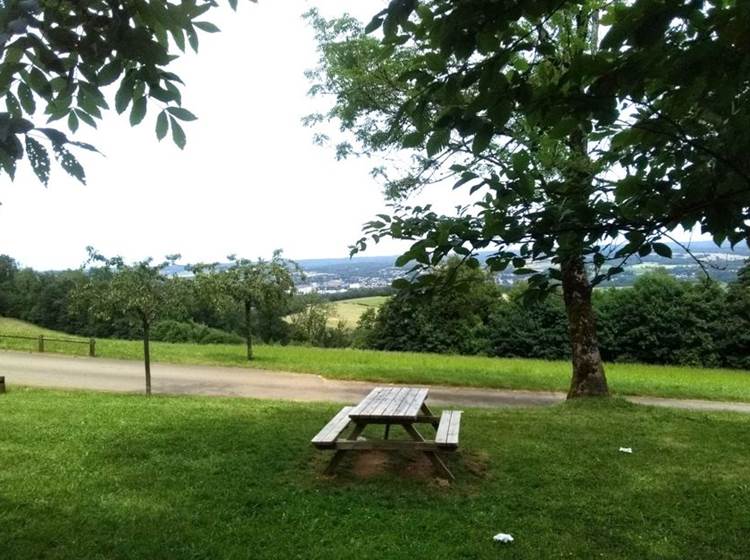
[161,241,749,296]
[293,241,750,295]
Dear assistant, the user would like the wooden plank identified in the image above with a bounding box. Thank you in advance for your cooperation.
[349,387,380,414]
[435,410,462,448]
[350,387,430,420]
[311,406,355,448]
[327,440,443,451]
[349,387,386,417]
[380,387,410,416]
[392,388,428,419]
[369,387,398,417]
[402,423,455,480]
[350,386,392,418]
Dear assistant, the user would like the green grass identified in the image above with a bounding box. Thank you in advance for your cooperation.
[1,388,748,559]
[2,316,750,402]
[329,295,389,327]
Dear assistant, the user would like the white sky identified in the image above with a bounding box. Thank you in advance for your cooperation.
[0,0,425,270]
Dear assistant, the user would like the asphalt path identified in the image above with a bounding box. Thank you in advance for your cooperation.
[2,350,749,414]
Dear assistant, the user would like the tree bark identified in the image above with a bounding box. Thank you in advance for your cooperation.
[561,256,609,398]
[143,320,152,396]
[244,299,253,361]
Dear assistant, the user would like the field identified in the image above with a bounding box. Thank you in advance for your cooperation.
[1,316,750,402]
[328,296,389,327]
[1,388,748,559]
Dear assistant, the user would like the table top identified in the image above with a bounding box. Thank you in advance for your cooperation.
[348,387,429,421]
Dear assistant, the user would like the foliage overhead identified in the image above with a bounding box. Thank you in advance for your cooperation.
[0,0,253,185]
[306,0,750,295]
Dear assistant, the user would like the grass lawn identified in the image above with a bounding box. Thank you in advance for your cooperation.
[329,295,389,327]
[2,316,750,402]
[1,388,748,559]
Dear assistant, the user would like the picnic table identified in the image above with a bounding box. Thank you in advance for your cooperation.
[311,387,462,480]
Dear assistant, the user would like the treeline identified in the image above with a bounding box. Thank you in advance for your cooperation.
[2,253,749,369]
[353,261,750,369]
[0,254,331,347]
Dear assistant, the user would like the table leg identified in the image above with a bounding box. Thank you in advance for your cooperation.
[420,403,440,429]
[402,424,454,480]
[324,421,366,476]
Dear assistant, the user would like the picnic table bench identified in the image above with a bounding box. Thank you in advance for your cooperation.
[312,387,462,480]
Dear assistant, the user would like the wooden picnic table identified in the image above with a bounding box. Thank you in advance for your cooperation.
[312,387,462,480]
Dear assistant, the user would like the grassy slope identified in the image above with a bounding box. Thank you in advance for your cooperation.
[2,316,750,402]
[1,388,748,559]
[329,295,388,327]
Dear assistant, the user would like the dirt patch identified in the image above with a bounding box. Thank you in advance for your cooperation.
[351,450,391,478]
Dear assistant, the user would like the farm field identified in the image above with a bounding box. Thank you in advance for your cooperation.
[1,388,748,560]
[328,295,389,327]
[1,316,750,402]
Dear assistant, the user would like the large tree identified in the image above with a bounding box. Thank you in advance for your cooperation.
[0,0,253,184]
[306,0,749,398]
[73,249,185,395]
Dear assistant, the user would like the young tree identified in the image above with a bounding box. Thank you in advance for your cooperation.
[306,1,749,398]
[0,0,254,184]
[74,249,184,395]
[192,251,298,361]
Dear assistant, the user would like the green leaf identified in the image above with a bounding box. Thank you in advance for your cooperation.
[652,242,672,258]
[129,97,147,126]
[25,136,50,186]
[67,111,79,133]
[402,131,423,148]
[155,111,169,141]
[27,67,53,99]
[472,124,494,155]
[166,107,197,121]
[364,16,384,34]
[52,143,85,184]
[75,109,97,129]
[6,91,21,117]
[17,83,35,114]
[97,60,123,86]
[114,81,133,114]
[170,117,186,149]
[194,21,220,33]
[187,27,199,52]
[426,128,449,157]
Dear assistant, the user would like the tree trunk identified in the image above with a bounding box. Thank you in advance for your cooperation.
[143,320,152,396]
[561,256,609,398]
[244,299,253,361]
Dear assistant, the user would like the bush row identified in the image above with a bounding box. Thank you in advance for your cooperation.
[356,267,750,369]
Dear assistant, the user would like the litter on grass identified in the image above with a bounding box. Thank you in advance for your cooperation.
[619,447,633,454]
[493,533,514,543]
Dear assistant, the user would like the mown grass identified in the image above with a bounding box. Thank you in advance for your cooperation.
[2,316,750,402]
[329,295,389,327]
[1,388,748,559]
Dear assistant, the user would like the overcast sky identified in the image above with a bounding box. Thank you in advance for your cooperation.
[1,0,431,270]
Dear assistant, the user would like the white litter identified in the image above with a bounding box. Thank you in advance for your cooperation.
[493,533,514,544]
[619,447,633,454]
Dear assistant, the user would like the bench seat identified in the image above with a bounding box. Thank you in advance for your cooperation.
[311,406,355,449]
[435,410,462,449]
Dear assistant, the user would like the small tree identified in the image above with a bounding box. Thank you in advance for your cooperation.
[192,251,298,360]
[74,248,184,395]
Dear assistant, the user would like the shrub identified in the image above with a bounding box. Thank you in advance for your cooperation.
[150,320,243,344]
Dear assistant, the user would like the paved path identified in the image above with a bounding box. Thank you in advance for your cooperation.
[2,350,749,414]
